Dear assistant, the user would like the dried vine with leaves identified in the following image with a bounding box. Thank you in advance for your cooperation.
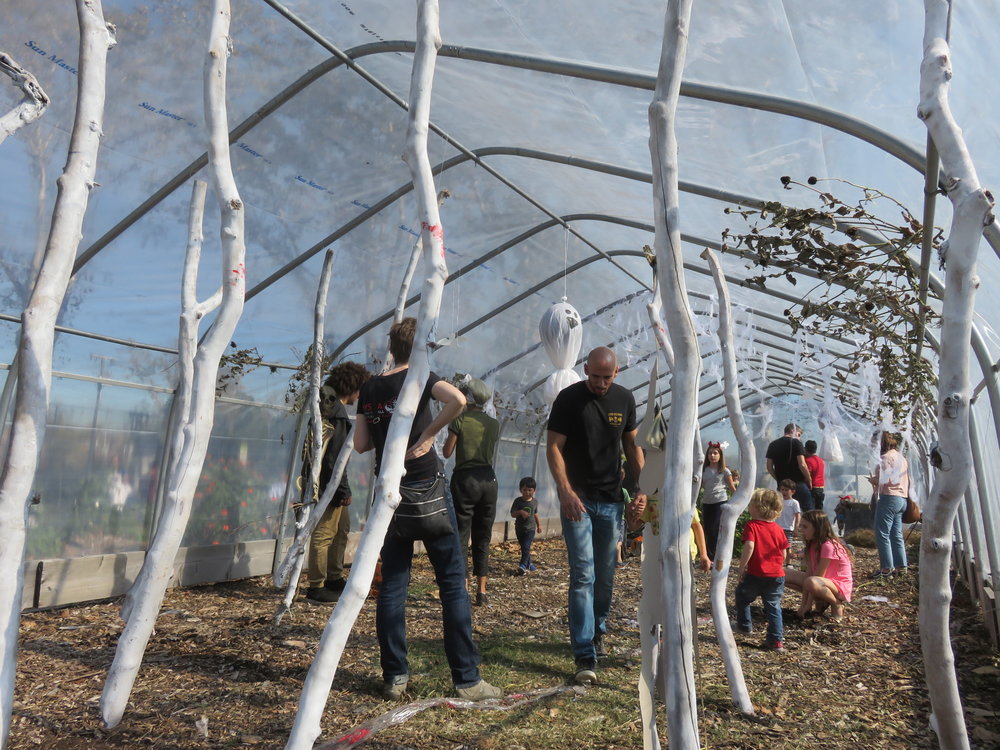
[216,342,264,396]
[722,176,941,427]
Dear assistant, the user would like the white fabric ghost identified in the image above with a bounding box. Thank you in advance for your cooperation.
[539,298,583,405]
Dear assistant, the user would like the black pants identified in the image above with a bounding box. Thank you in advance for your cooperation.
[701,501,726,561]
[811,487,825,514]
[451,465,498,577]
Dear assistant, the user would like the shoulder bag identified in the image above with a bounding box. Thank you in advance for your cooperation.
[902,493,921,524]
[389,474,455,541]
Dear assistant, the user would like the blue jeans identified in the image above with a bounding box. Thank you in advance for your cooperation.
[377,490,481,687]
[794,481,813,512]
[734,574,785,643]
[875,494,908,570]
[515,525,536,568]
[561,498,622,662]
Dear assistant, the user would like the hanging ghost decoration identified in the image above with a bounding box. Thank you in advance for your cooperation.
[813,349,845,463]
[539,298,583,405]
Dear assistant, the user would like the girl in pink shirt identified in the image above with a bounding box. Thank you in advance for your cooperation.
[784,510,853,621]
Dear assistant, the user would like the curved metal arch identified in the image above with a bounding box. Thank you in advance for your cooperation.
[72,61,650,291]
[487,233,943,395]
[623,338,854,415]
[503,264,867,425]
[473,242,938,440]
[71,24,1000,279]
[523,310,857,398]
[638,356,834,416]
[318,132,957,377]
[317,207,961,451]
[677,360,862,429]
[66,132,953,376]
[484,272,870,383]
[328,203,911,372]
[322,231,938,431]
[56,4,998,449]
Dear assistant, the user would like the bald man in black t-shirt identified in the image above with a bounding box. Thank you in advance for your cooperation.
[546,346,645,686]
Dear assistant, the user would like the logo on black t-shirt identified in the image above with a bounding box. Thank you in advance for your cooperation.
[363,399,396,424]
[608,412,624,426]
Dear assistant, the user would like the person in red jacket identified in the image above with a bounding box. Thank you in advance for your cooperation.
[803,440,826,513]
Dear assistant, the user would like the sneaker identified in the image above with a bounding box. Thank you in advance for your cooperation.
[324,578,347,593]
[381,674,408,700]
[515,565,527,576]
[734,623,752,634]
[593,635,608,659]
[574,659,597,686]
[870,569,894,580]
[475,592,488,607]
[527,563,537,572]
[455,679,502,701]
[762,639,784,651]
[305,586,339,605]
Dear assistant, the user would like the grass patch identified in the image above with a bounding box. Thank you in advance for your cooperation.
[375,629,646,749]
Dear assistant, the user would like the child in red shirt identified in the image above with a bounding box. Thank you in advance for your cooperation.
[804,440,825,513]
[733,488,789,650]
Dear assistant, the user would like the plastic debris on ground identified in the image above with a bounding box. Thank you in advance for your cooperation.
[315,685,584,749]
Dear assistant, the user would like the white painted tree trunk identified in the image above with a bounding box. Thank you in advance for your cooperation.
[646,280,674,367]
[0,50,50,145]
[647,1,700,746]
[646,281,707,502]
[284,3,448,748]
[274,250,337,622]
[637,279,706,747]
[701,248,755,714]
[383,190,450,370]
[100,1,247,727]
[916,3,994,748]
[0,5,113,747]
[636,361,663,750]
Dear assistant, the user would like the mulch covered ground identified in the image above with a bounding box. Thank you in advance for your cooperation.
[10,535,1000,749]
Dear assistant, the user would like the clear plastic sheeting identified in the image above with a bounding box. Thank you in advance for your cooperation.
[0,0,999,604]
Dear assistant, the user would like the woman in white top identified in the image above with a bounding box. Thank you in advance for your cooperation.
[867,432,910,579]
[701,442,736,561]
